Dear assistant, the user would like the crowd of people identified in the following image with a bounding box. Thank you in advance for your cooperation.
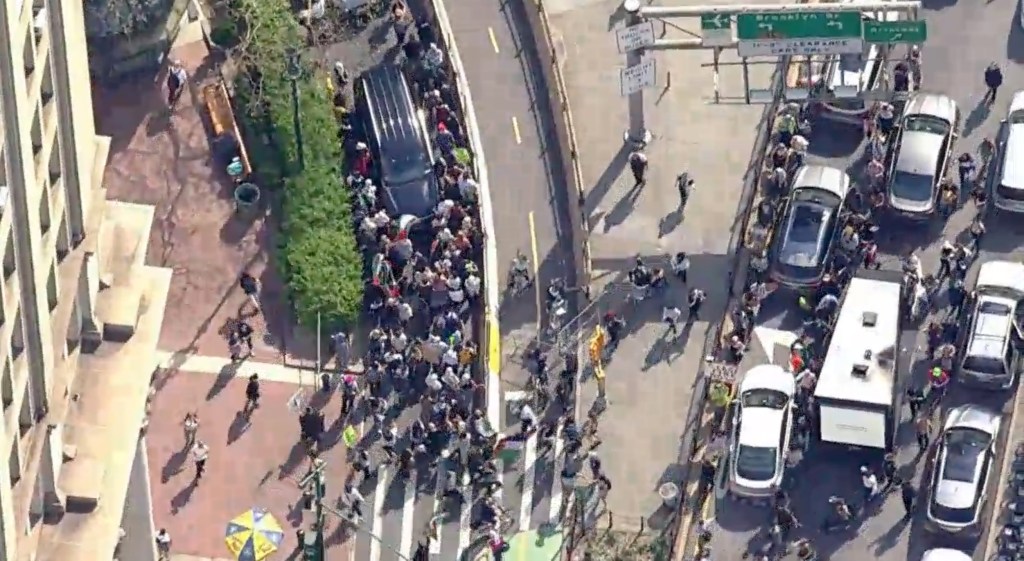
[694,58,1000,561]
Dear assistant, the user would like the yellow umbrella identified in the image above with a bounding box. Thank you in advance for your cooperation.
[225,508,285,561]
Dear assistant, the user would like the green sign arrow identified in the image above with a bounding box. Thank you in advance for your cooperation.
[863,20,927,43]
[700,13,730,30]
[736,11,863,40]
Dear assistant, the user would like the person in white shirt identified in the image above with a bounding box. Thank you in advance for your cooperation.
[465,273,482,299]
[425,371,443,394]
[155,528,172,559]
[398,300,413,325]
[671,252,690,283]
[519,403,537,433]
[860,465,879,502]
[372,209,390,229]
[344,483,366,521]
[441,366,460,389]
[459,176,479,202]
[447,277,465,305]
[192,441,209,481]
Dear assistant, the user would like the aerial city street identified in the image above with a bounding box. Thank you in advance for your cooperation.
[31,0,1024,558]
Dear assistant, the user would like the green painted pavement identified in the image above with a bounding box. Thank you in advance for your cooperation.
[474,528,564,561]
[736,11,863,40]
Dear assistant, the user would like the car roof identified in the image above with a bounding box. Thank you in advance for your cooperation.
[944,404,1000,435]
[966,294,1014,359]
[360,65,429,168]
[922,550,972,561]
[791,165,850,198]
[740,364,796,395]
[1010,90,1024,114]
[1000,120,1024,190]
[814,274,901,406]
[977,260,1024,295]
[895,131,944,174]
[738,408,785,447]
[903,92,958,123]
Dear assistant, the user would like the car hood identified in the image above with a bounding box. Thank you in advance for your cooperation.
[383,174,437,218]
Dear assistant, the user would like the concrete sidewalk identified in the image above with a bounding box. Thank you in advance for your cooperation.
[545,0,779,532]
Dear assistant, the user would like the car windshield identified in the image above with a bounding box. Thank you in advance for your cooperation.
[735,445,777,482]
[1009,109,1024,125]
[930,503,977,524]
[963,354,1006,375]
[941,428,990,482]
[382,152,431,185]
[781,203,830,261]
[741,388,789,409]
[904,114,951,135]
[890,170,934,202]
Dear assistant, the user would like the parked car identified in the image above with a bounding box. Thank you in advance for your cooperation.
[768,165,850,287]
[993,91,1024,212]
[959,260,1024,390]
[354,64,439,219]
[728,364,796,500]
[922,549,971,561]
[815,1,895,125]
[886,93,959,218]
[926,405,1001,535]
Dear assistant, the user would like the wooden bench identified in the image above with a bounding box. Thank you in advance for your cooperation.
[202,81,253,178]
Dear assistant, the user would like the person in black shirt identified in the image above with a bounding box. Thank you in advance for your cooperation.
[244,374,260,413]
[236,320,254,353]
[239,272,260,313]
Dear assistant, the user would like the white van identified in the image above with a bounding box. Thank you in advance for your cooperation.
[993,91,1024,212]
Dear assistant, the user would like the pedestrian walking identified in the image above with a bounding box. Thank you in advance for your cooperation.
[165,61,187,107]
[182,412,198,447]
[900,481,916,518]
[970,216,986,249]
[688,288,707,322]
[860,465,879,503]
[344,483,365,522]
[239,272,261,313]
[985,62,1004,103]
[155,528,172,560]
[237,320,254,353]
[587,450,602,479]
[192,441,209,481]
[628,148,648,186]
[915,414,931,452]
[244,373,260,414]
[228,332,243,362]
[671,252,690,283]
[663,304,682,338]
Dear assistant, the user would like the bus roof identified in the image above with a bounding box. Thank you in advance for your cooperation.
[814,274,902,407]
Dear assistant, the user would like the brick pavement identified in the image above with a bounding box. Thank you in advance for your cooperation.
[547,0,776,532]
[147,371,352,559]
[94,40,315,363]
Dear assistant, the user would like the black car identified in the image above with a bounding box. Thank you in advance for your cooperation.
[354,64,439,218]
[769,165,851,288]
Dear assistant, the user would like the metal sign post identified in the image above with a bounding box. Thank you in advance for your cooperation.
[622,0,653,144]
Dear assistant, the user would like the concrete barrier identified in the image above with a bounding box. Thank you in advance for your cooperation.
[416,0,502,430]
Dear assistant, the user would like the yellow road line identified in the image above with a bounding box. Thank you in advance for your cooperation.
[528,211,541,331]
[488,27,500,54]
[512,116,522,144]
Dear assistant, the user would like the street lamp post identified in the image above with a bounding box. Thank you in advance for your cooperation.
[285,48,305,171]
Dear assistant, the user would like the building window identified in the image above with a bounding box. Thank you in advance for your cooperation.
[30,108,42,155]
[55,211,68,261]
[8,441,19,486]
[3,236,14,279]
[10,310,23,362]
[38,183,50,233]
[1,360,11,409]
[45,264,56,311]
[48,137,60,184]
[22,28,34,77]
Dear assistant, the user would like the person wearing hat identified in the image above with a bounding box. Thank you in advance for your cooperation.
[860,465,879,502]
[353,142,372,177]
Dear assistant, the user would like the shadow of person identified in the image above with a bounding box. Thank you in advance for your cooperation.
[227,411,251,445]
[170,478,199,514]
[963,98,992,138]
[161,449,189,483]
[206,361,241,401]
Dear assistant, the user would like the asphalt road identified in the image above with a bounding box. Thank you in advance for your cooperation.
[446,0,579,539]
[709,1,1024,561]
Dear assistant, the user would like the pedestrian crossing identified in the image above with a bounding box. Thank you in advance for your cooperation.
[350,392,567,560]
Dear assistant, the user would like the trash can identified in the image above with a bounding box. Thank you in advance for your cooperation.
[233,183,260,215]
[659,482,679,508]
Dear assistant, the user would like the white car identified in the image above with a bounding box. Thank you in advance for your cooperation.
[922,549,971,561]
[728,364,796,499]
[926,405,1001,534]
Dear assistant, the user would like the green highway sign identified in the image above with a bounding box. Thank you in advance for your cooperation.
[863,20,927,43]
[736,12,863,40]
[701,13,730,30]
[700,13,733,47]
